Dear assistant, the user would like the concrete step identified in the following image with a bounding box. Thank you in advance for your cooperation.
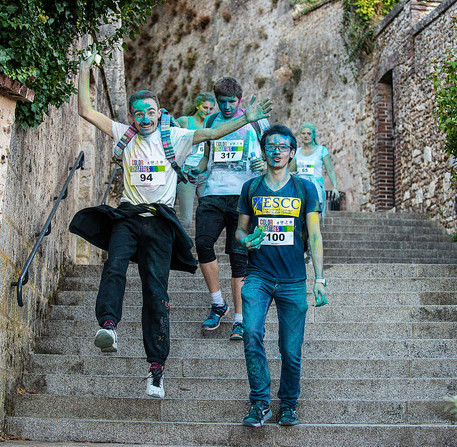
[43,320,457,340]
[321,231,451,242]
[321,256,457,264]
[321,240,456,250]
[22,373,457,400]
[28,354,457,379]
[66,263,457,279]
[12,394,454,424]
[60,276,457,293]
[49,304,457,323]
[56,289,457,307]
[34,336,457,359]
[7,417,457,446]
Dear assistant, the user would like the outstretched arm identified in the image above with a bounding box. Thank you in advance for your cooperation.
[78,52,113,138]
[323,154,340,199]
[192,96,272,145]
[306,211,327,306]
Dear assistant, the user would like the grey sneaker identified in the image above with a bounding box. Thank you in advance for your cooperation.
[242,401,272,427]
[94,320,118,353]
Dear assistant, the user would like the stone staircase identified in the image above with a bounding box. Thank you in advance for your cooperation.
[5,211,457,446]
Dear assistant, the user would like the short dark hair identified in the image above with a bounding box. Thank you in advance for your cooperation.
[128,90,160,113]
[213,77,243,99]
[194,91,215,107]
[260,124,297,153]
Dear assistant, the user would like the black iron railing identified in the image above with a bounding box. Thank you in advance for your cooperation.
[326,190,346,211]
[101,165,121,205]
[11,151,85,307]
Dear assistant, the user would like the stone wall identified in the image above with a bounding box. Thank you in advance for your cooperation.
[125,0,457,232]
[358,0,457,230]
[0,34,126,432]
[125,0,361,209]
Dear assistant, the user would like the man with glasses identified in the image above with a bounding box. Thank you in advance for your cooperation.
[236,124,327,427]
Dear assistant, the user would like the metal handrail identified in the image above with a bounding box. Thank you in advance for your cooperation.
[11,151,85,307]
[101,165,121,205]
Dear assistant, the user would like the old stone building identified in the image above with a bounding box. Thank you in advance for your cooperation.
[125,0,456,231]
[0,0,456,438]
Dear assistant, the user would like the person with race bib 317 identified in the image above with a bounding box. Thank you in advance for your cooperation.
[191,77,270,340]
[236,124,327,427]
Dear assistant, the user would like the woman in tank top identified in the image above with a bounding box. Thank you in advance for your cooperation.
[176,92,215,230]
[290,122,339,221]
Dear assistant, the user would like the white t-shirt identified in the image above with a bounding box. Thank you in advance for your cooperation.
[295,145,329,180]
[112,122,195,207]
[203,114,267,196]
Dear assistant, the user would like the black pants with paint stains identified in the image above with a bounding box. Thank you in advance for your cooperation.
[96,214,173,365]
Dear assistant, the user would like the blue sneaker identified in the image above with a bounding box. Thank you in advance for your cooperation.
[202,301,229,330]
[277,406,299,426]
[242,401,272,427]
[230,322,243,340]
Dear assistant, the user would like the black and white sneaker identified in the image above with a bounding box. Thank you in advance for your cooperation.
[94,320,118,353]
[242,401,272,427]
[146,363,165,398]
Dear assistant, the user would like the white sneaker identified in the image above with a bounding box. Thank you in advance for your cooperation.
[146,367,165,398]
[94,327,118,353]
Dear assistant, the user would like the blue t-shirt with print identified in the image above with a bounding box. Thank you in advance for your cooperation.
[237,176,320,282]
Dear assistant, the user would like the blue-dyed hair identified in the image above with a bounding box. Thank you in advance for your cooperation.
[300,122,317,144]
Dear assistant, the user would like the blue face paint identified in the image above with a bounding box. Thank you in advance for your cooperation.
[130,99,160,136]
[216,95,241,119]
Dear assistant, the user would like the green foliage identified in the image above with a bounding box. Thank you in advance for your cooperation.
[432,31,457,184]
[341,0,399,63]
[0,0,165,129]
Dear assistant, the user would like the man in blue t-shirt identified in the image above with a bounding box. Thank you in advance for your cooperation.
[236,124,327,427]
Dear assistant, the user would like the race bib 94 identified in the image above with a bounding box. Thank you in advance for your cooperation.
[214,140,244,162]
[130,159,166,186]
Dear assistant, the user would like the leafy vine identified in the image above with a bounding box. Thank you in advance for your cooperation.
[0,0,165,129]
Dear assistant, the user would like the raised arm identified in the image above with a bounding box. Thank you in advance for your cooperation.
[192,96,272,145]
[78,53,113,138]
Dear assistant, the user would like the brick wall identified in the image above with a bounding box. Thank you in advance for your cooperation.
[374,79,396,210]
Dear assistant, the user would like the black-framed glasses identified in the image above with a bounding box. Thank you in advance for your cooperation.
[264,144,291,153]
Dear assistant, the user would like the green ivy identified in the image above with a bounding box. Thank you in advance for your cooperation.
[341,0,399,63]
[432,35,457,184]
[0,0,165,129]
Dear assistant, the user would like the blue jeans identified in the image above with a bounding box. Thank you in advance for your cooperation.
[241,274,308,408]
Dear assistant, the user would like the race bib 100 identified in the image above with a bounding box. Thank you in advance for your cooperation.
[259,217,294,246]
[298,161,315,176]
[130,159,166,186]
[214,140,244,162]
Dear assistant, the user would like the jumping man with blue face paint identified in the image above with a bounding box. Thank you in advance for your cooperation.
[190,77,270,341]
[74,53,272,400]
[236,124,327,427]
